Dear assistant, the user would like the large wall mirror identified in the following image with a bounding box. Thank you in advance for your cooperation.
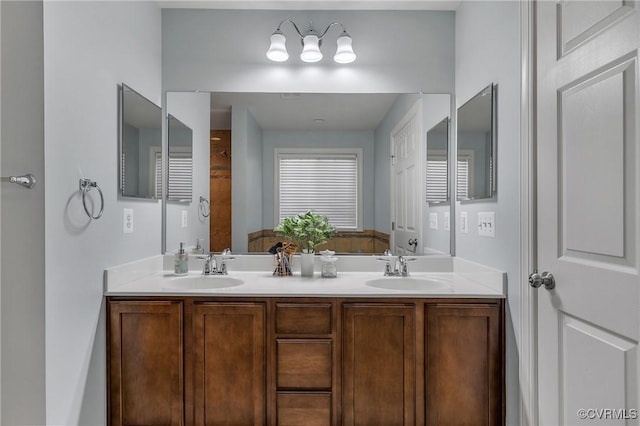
[163,92,454,255]
[457,83,497,201]
[119,83,162,199]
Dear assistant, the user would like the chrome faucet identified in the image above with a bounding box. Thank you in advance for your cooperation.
[377,250,414,277]
[200,249,234,275]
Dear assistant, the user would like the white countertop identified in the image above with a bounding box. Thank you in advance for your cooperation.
[104,254,505,298]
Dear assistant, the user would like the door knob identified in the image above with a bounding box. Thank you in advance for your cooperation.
[408,238,418,246]
[528,270,555,290]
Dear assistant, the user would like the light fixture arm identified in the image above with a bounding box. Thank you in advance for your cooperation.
[317,22,350,40]
[274,19,306,38]
[274,20,350,40]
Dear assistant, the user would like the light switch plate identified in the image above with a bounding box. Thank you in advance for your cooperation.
[460,211,468,234]
[429,212,438,230]
[181,210,188,228]
[123,208,134,234]
[477,211,496,237]
[444,212,450,231]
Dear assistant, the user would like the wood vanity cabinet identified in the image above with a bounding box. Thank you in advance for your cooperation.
[342,304,416,426]
[192,302,266,426]
[107,297,504,426]
[107,300,184,426]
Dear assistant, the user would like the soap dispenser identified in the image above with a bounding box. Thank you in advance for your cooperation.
[174,242,189,275]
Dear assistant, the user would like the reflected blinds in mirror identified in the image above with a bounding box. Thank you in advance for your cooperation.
[426,156,448,202]
[277,150,360,230]
[154,152,193,201]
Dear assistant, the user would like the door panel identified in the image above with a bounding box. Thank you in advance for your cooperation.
[536,1,639,424]
[391,102,422,254]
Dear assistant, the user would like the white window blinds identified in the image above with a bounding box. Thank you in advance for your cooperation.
[457,157,470,200]
[277,149,361,231]
[426,155,448,202]
[154,151,193,201]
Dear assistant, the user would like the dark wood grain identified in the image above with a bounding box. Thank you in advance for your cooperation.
[209,130,231,251]
[277,392,332,426]
[275,303,332,334]
[277,339,332,389]
[108,300,183,426]
[342,303,416,426]
[192,302,266,426]
[425,303,503,426]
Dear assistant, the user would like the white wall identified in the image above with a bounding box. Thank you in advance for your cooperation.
[43,2,162,424]
[454,2,521,424]
[262,130,375,230]
[166,92,210,253]
[1,1,45,424]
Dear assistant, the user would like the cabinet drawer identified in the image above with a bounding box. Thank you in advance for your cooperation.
[277,340,332,389]
[277,392,331,426]
[276,303,332,334]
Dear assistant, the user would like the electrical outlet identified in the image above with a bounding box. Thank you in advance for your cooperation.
[444,212,450,231]
[181,210,188,228]
[123,208,134,234]
[460,211,469,234]
[477,211,496,237]
[429,212,438,229]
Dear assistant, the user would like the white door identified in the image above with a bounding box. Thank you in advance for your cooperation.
[536,2,639,424]
[391,101,423,255]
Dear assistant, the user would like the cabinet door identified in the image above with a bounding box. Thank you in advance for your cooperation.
[426,304,503,425]
[342,304,416,426]
[193,302,266,426]
[108,300,183,426]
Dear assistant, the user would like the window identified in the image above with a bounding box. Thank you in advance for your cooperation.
[153,148,193,201]
[275,148,362,231]
[457,150,474,200]
[426,151,448,203]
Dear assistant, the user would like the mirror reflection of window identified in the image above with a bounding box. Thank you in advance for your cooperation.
[276,147,362,231]
[426,117,449,204]
[167,114,193,202]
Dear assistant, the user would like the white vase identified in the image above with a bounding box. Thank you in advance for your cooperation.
[300,252,315,277]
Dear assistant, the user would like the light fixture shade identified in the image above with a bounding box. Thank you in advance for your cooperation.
[266,32,289,62]
[334,34,356,64]
[300,34,322,63]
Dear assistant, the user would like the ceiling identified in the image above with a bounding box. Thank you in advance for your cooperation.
[159,0,460,11]
[209,92,401,131]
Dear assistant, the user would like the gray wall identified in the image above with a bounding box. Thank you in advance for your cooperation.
[166,92,210,253]
[262,130,375,230]
[43,1,162,424]
[455,2,521,424]
[162,9,455,94]
[231,106,263,252]
[423,94,452,254]
[1,1,46,424]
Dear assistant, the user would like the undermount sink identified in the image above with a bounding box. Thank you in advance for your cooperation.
[366,276,449,291]
[165,274,244,290]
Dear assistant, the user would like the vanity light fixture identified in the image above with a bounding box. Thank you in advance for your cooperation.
[266,20,356,64]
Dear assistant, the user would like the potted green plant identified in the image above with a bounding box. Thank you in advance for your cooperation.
[274,211,336,276]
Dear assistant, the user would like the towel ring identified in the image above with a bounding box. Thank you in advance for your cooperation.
[199,196,210,218]
[79,178,104,220]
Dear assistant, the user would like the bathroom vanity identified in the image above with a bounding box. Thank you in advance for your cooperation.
[105,256,505,426]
